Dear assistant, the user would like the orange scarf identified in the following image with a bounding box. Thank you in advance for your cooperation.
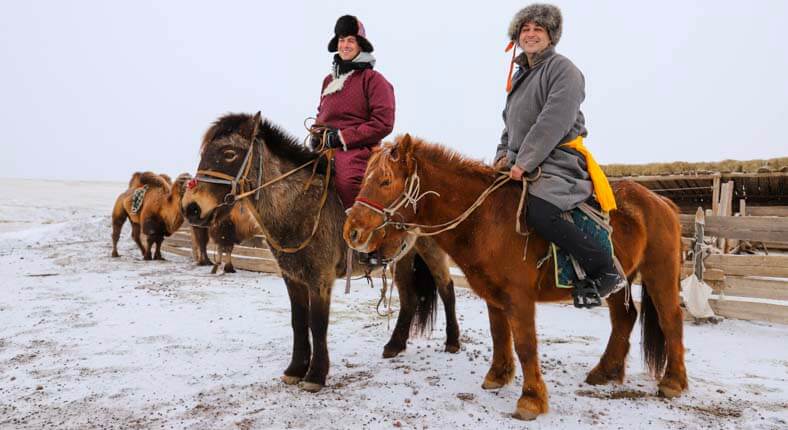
[561,136,617,212]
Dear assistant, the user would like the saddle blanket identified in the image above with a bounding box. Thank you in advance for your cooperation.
[130,185,148,214]
[550,203,615,289]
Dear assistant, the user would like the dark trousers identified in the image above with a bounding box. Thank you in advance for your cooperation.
[525,195,613,278]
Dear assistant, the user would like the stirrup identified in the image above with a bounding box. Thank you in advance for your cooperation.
[572,279,602,309]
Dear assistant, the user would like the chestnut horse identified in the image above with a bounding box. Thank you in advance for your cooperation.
[343,135,687,420]
[181,114,460,391]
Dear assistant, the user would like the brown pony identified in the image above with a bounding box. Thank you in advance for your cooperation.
[191,203,264,274]
[344,135,687,420]
[112,171,191,260]
[181,113,460,391]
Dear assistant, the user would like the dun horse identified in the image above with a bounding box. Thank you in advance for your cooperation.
[344,135,687,420]
[112,171,191,260]
[191,203,264,274]
[181,113,460,391]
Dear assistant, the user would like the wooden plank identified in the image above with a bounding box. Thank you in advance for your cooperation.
[747,206,788,217]
[714,276,788,301]
[711,173,721,215]
[161,244,280,274]
[681,266,725,282]
[703,254,788,277]
[678,214,788,242]
[709,299,788,325]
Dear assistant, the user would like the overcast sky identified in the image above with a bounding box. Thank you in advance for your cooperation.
[1,0,786,182]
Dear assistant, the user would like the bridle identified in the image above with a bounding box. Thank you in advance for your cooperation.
[351,160,540,237]
[191,118,335,253]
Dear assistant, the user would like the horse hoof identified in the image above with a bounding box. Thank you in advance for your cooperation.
[280,375,302,385]
[298,381,323,393]
[224,266,236,274]
[658,382,684,399]
[482,378,505,390]
[444,343,460,354]
[511,408,540,421]
[111,252,120,258]
[382,343,405,358]
[585,366,623,385]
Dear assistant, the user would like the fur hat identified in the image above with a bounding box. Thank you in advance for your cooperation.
[328,15,374,53]
[507,4,563,46]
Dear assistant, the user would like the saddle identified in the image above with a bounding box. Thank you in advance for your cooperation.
[532,200,626,308]
[130,185,148,214]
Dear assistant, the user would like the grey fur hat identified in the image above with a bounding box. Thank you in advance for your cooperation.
[507,4,563,46]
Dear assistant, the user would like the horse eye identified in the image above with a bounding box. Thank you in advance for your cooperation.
[223,150,237,161]
[380,179,391,187]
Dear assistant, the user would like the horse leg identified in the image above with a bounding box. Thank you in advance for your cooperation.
[417,242,460,353]
[585,286,638,385]
[281,276,311,385]
[482,303,515,389]
[384,251,417,358]
[223,246,236,273]
[131,223,145,257]
[111,209,127,258]
[509,300,549,420]
[640,263,687,398]
[299,280,332,392]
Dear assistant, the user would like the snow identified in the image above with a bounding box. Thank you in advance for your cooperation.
[0,179,786,429]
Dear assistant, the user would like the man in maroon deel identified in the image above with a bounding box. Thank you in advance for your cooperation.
[315,15,395,209]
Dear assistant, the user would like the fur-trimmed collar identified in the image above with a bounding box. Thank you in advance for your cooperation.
[322,52,376,97]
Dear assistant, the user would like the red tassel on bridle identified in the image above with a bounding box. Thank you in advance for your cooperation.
[505,40,516,93]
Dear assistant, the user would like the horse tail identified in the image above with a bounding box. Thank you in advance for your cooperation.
[640,281,667,378]
[411,253,438,337]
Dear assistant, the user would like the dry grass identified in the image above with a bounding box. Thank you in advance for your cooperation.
[602,157,788,177]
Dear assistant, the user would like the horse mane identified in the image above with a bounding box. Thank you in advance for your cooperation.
[202,113,326,174]
[138,171,170,189]
[374,135,497,181]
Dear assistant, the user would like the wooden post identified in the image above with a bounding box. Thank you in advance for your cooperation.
[694,207,705,280]
[739,199,746,216]
[711,173,721,215]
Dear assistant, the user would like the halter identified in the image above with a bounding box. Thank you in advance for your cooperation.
[353,163,440,231]
[194,118,262,207]
[191,118,335,253]
[351,163,540,237]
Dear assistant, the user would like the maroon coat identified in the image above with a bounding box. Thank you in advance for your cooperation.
[316,68,395,208]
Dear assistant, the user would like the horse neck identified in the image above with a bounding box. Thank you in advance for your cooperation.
[250,144,334,238]
[409,155,516,266]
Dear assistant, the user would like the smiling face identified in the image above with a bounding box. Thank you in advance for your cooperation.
[343,136,418,260]
[337,35,361,61]
[518,21,551,56]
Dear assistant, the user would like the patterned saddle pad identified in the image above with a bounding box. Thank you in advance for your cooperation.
[550,204,615,289]
[130,185,148,214]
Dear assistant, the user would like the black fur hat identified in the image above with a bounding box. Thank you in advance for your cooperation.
[508,4,563,46]
[328,15,374,53]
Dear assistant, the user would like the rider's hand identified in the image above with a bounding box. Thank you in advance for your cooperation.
[325,129,344,150]
[510,165,525,181]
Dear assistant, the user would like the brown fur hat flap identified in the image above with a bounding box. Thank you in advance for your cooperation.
[328,15,374,53]
[508,3,563,46]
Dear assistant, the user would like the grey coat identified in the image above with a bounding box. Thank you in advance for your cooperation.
[496,47,592,211]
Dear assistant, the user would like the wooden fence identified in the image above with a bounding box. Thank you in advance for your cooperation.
[163,204,788,325]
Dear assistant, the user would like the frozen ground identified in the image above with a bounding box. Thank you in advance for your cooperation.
[0,179,786,429]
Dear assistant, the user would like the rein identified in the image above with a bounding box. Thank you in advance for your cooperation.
[353,165,541,237]
[194,120,335,253]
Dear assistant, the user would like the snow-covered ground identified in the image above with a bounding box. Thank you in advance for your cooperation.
[0,178,786,429]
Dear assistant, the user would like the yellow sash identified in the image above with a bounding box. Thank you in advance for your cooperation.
[561,136,617,212]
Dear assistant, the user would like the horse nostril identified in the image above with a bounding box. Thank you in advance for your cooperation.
[350,229,359,243]
[186,202,201,220]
